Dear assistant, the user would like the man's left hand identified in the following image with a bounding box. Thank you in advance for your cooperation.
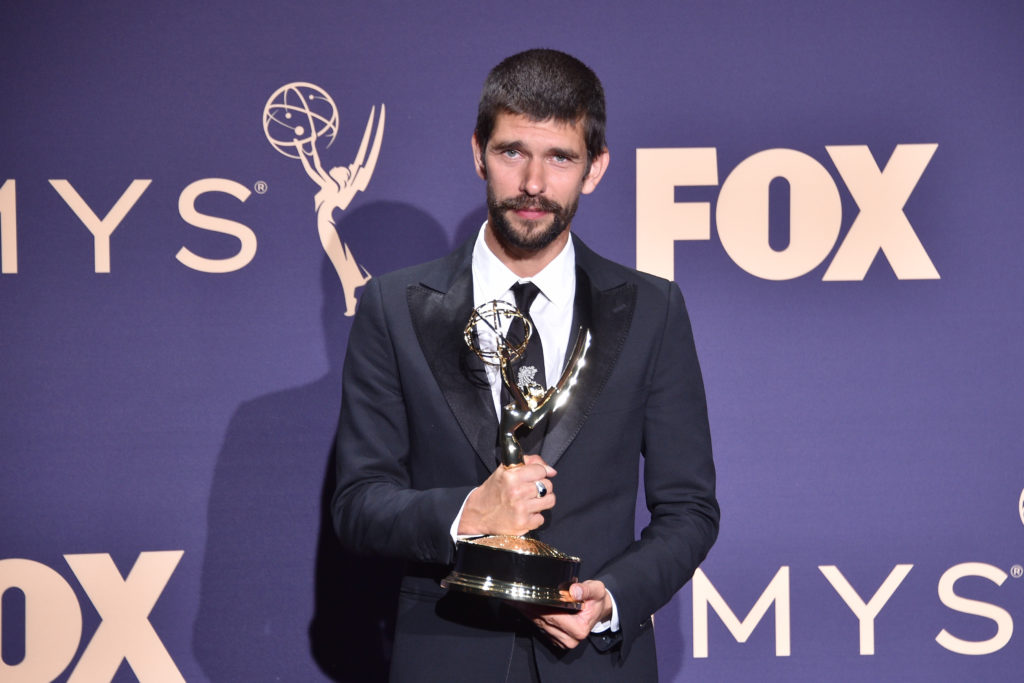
[521,580,613,649]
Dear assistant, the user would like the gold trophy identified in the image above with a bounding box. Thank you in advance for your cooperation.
[441,300,591,610]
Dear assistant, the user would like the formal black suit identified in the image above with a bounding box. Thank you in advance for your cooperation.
[332,233,718,682]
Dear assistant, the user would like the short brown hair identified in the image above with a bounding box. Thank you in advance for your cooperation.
[475,49,606,164]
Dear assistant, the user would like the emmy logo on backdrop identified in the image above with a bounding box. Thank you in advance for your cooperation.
[263,83,385,315]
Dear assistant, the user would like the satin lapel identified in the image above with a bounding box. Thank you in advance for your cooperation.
[541,266,636,468]
[408,267,500,472]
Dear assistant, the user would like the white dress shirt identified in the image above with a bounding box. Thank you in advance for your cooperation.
[470,223,577,416]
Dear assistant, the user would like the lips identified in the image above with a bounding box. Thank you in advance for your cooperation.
[514,208,550,220]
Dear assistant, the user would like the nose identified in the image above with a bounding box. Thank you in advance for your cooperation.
[521,157,546,196]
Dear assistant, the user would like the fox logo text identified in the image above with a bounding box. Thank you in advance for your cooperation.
[637,145,939,282]
[0,551,184,682]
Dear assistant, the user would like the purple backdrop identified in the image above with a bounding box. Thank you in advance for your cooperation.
[2,1,1022,681]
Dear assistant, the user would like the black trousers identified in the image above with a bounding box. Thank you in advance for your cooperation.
[507,632,540,682]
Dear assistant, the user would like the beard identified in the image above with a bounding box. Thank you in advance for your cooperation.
[486,182,580,252]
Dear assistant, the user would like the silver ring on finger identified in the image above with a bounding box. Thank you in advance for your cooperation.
[535,480,548,498]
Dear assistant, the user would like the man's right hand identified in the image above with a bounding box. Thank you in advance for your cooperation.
[458,454,556,536]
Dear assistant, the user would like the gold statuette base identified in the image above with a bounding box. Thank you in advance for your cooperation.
[441,535,583,611]
[441,571,582,610]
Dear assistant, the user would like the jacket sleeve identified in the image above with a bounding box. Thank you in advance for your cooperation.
[330,277,472,565]
[594,281,720,660]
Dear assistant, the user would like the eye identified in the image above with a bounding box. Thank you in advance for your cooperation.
[503,149,521,159]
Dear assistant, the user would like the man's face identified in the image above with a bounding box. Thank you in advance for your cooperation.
[473,112,608,253]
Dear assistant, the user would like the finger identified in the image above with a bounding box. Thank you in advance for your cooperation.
[519,462,554,483]
[514,475,552,502]
[532,615,582,649]
[509,510,545,535]
[552,612,592,642]
[570,579,605,603]
[522,487,555,512]
[527,463,553,482]
[522,454,557,477]
[512,488,554,529]
[528,494,555,515]
[517,605,587,648]
[517,484,553,508]
[504,462,549,488]
[531,478,553,499]
[525,511,547,532]
[541,629,575,649]
[532,616,570,648]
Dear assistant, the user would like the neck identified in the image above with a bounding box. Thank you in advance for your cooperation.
[484,224,570,278]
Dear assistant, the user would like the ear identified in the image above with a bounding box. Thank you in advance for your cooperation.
[581,148,610,195]
[471,133,487,180]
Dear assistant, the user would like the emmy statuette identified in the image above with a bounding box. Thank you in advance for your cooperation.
[441,300,591,611]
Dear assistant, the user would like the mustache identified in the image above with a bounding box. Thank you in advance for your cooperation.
[496,194,563,214]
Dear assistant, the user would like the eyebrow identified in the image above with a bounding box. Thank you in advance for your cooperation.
[548,146,581,160]
[490,140,582,161]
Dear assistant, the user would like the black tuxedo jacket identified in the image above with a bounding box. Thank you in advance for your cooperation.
[332,234,718,682]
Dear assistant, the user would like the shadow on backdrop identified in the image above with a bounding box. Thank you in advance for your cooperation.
[193,202,452,682]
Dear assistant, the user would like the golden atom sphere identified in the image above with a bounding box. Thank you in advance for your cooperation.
[464,300,533,367]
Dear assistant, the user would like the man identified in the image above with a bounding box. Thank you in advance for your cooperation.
[333,49,718,682]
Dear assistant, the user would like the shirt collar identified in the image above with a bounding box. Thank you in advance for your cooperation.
[471,222,576,311]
